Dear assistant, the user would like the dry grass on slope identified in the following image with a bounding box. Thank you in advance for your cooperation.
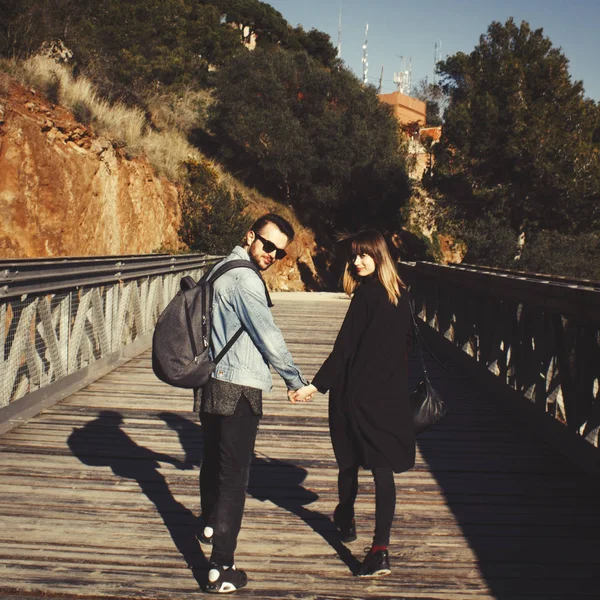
[1,54,321,287]
[216,172,323,290]
[11,55,200,181]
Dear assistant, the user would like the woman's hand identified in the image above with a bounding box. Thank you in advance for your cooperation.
[289,384,317,403]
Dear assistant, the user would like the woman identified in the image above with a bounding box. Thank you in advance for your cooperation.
[292,230,415,578]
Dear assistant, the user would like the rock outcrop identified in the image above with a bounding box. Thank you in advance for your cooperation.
[0,75,182,258]
[402,185,465,264]
[0,73,323,291]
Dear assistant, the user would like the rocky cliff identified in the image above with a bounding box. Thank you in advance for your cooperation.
[0,73,321,291]
[0,74,182,258]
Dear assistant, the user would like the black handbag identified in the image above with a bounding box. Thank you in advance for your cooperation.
[409,300,448,435]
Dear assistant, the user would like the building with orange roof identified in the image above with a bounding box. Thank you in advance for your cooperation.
[379,91,426,126]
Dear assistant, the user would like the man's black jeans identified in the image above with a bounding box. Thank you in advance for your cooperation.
[200,397,260,566]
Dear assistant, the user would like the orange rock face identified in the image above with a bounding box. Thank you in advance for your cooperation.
[261,227,322,292]
[0,76,182,258]
[0,75,324,291]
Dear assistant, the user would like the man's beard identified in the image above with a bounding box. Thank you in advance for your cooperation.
[249,244,272,271]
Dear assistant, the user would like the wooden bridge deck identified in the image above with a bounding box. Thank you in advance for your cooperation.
[1,292,599,600]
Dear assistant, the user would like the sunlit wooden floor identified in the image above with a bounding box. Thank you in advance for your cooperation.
[1,292,599,599]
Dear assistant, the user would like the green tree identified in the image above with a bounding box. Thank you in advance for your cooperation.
[286,26,338,68]
[2,0,339,91]
[411,78,445,126]
[214,0,288,45]
[0,0,80,59]
[179,160,253,254]
[1,0,242,93]
[213,1,338,65]
[208,47,410,232]
[432,18,600,250]
[519,230,600,280]
[76,0,242,90]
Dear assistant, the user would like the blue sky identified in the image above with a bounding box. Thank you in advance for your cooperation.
[267,0,600,101]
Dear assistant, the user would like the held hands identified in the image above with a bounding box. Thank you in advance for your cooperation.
[289,384,318,404]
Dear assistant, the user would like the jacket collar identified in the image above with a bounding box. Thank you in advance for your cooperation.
[231,245,251,261]
[230,246,273,307]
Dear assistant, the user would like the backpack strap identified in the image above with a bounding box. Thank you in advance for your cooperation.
[213,328,244,364]
[204,258,273,365]
[205,259,273,307]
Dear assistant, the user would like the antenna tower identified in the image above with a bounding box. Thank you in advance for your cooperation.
[362,23,369,85]
[393,56,412,95]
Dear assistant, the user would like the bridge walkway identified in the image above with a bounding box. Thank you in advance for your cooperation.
[1,293,599,599]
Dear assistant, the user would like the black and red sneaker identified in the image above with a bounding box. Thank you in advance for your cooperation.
[356,548,391,578]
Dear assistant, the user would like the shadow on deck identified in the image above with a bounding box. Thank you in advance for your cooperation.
[0,293,599,599]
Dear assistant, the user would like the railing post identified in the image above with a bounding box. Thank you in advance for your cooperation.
[0,303,6,407]
[403,261,600,451]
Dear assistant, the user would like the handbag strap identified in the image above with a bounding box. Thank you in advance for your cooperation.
[408,296,448,381]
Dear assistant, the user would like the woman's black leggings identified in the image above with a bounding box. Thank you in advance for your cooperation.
[337,465,396,546]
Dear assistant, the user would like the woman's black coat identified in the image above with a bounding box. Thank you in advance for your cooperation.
[312,278,415,473]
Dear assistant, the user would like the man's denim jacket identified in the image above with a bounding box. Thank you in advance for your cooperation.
[208,246,307,392]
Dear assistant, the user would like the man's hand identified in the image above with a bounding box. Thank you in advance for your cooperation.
[289,384,317,404]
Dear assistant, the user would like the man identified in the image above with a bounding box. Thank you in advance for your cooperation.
[197,213,308,594]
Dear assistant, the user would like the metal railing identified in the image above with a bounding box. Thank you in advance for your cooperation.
[0,253,221,413]
[400,261,600,449]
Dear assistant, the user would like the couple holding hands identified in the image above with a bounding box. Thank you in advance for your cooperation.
[197,214,414,593]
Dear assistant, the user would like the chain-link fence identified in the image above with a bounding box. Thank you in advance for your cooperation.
[0,255,220,408]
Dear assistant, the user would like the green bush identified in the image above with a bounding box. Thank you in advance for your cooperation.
[447,214,519,268]
[45,70,61,104]
[179,161,253,255]
[519,231,600,280]
[444,214,600,280]
[396,229,437,262]
[72,99,93,125]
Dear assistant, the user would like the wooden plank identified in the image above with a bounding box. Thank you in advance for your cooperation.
[0,292,599,599]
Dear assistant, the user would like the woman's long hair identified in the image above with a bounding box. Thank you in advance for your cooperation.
[341,230,405,305]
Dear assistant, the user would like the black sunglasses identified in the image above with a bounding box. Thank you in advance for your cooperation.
[254,232,287,260]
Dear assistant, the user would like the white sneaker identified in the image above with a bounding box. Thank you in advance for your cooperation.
[205,563,248,594]
[199,525,214,544]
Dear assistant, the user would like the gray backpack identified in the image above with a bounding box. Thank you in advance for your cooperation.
[151,260,270,388]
